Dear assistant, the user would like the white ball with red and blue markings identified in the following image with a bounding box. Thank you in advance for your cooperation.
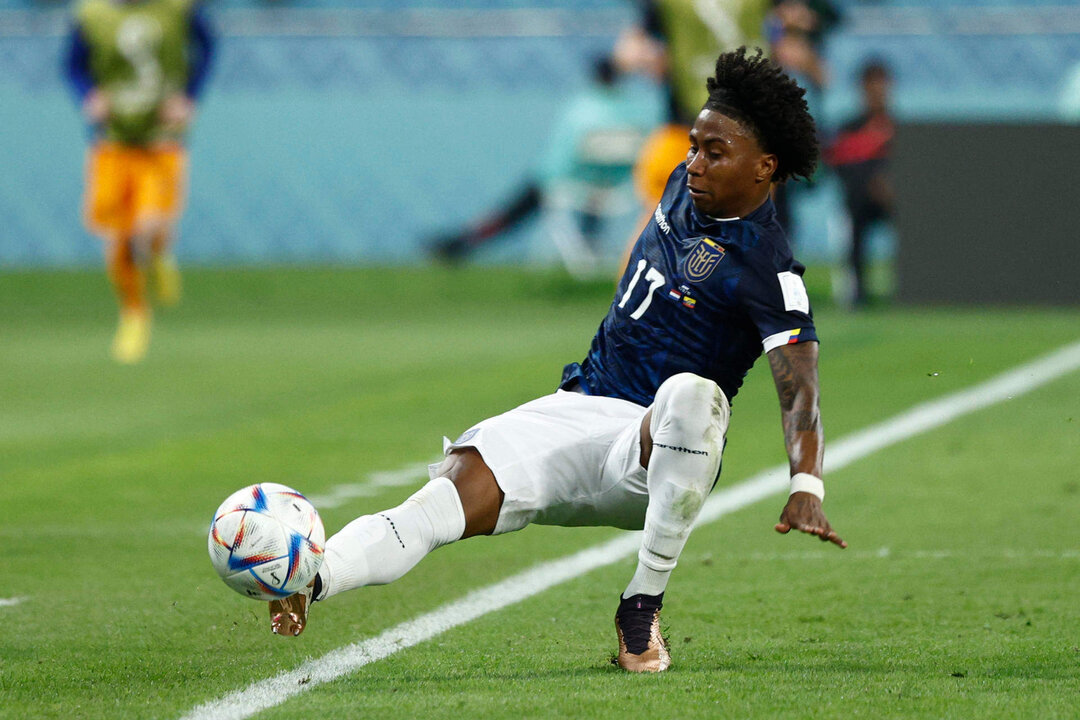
[207,483,325,601]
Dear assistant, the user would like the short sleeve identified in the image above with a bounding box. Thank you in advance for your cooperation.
[737,248,818,353]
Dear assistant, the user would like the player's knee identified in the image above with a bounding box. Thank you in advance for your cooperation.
[436,449,504,538]
[133,216,168,242]
[650,373,730,443]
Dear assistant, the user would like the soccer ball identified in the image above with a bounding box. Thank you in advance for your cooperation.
[207,483,325,601]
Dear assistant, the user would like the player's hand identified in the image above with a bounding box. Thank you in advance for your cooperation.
[775,491,847,548]
[159,93,195,130]
[82,89,109,124]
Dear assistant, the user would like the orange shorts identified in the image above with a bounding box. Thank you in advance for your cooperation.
[632,124,691,206]
[84,142,188,238]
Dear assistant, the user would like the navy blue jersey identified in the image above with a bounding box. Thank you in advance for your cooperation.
[561,163,818,407]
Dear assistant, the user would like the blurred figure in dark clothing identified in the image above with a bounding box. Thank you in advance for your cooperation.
[826,60,894,308]
[766,0,841,237]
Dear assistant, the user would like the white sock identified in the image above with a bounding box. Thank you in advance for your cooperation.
[318,476,465,600]
[624,374,728,598]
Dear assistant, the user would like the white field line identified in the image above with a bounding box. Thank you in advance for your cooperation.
[196,462,437,536]
[182,339,1080,720]
[697,338,1080,525]
[0,597,26,608]
[306,461,436,510]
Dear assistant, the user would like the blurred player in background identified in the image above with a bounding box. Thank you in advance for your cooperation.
[269,48,845,674]
[613,0,770,273]
[616,1,839,270]
[826,60,894,308]
[765,0,840,235]
[428,56,659,276]
[65,0,214,363]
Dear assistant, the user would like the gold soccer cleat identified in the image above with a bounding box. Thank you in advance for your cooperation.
[111,309,151,364]
[152,253,182,307]
[614,593,671,672]
[269,581,313,637]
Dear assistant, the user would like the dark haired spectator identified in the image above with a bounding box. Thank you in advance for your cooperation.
[826,60,894,308]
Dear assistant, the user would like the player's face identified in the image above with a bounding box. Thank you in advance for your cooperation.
[685,109,776,219]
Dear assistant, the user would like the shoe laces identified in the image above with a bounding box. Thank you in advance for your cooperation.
[617,594,662,655]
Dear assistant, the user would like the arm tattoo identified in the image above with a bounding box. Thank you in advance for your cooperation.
[767,342,823,476]
[790,409,819,432]
[768,346,799,411]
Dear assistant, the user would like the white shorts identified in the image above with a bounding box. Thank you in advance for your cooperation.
[429,390,651,534]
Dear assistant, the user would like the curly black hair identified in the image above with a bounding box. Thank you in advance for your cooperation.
[704,47,819,183]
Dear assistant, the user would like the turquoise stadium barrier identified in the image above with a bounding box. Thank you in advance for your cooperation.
[1,0,1077,267]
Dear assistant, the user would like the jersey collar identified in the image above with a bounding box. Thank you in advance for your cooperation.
[690,196,775,229]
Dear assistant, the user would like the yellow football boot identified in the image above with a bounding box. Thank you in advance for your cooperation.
[152,253,182,307]
[111,309,151,364]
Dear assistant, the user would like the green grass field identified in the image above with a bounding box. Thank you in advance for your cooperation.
[1,266,1078,719]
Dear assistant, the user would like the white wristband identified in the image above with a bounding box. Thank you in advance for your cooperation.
[789,473,824,501]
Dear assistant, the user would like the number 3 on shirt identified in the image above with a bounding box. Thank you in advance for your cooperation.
[618,259,666,320]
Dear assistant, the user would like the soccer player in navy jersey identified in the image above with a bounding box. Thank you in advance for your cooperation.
[268,47,846,673]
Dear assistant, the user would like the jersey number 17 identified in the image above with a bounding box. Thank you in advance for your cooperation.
[618,259,666,320]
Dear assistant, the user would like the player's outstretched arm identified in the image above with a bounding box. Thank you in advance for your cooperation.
[766,341,847,548]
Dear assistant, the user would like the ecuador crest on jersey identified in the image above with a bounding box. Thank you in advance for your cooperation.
[683,238,725,282]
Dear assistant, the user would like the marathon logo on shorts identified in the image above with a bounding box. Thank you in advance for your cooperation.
[653,442,709,456]
[683,238,725,282]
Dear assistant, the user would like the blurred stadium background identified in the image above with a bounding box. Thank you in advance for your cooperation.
[2,0,1078,270]
[3,3,1080,718]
